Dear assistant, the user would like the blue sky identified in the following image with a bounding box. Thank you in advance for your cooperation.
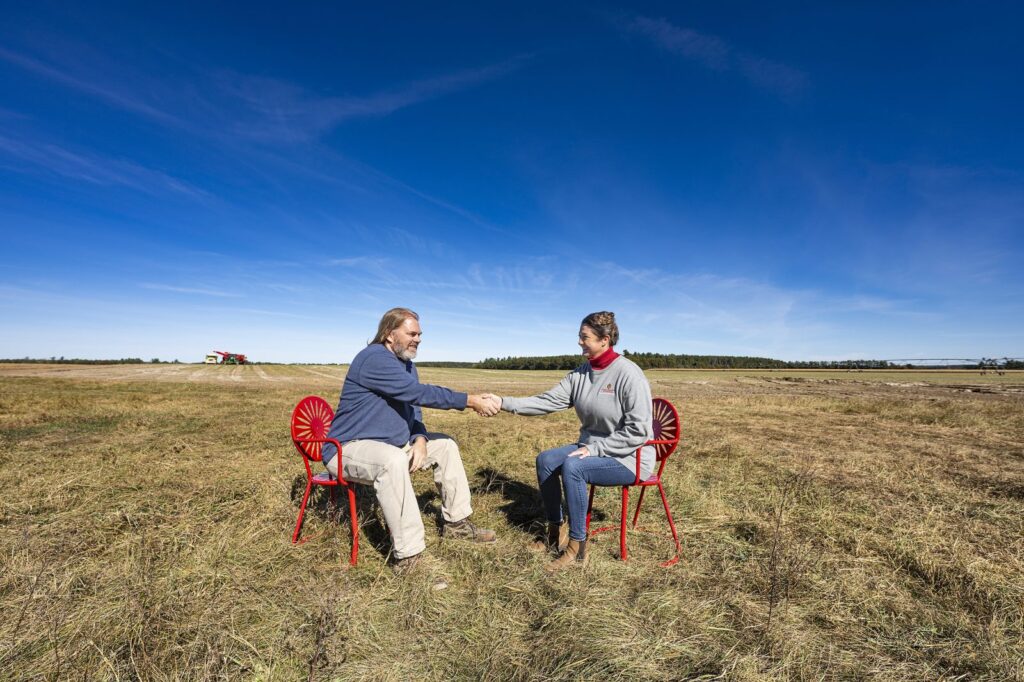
[1,2,1021,363]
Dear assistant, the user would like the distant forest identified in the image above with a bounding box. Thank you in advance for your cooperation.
[473,351,891,370]
[465,352,1024,371]
[4,355,1022,370]
[0,357,158,364]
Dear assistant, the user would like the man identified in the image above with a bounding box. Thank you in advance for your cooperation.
[321,307,499,576]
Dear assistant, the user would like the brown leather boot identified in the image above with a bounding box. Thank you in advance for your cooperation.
[544,538,588,573]
[443,518,497,543]
[391,552,448,591]
[529,523,568,553]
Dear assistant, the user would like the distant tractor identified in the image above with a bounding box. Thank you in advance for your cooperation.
[211,351,249,365]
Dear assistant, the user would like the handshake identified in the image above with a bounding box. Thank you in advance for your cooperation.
[467,393,502,417]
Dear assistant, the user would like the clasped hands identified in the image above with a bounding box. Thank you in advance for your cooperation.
[466,394,589,456]
[467,393,502,417]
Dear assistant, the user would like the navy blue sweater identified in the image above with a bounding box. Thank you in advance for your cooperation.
[321,344,468,464]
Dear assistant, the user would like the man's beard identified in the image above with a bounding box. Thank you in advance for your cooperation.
[394,343,418,362]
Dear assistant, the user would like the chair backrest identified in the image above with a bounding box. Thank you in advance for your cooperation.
[651,397,681,461]
[291,395,334,462]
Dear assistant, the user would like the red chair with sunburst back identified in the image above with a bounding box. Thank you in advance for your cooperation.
[585,397,682,567]
[290,396,359,565]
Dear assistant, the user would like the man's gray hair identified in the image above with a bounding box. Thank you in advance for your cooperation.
[371,307,419,345]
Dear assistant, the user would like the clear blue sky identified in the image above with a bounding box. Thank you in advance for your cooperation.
[1,2,1021,362]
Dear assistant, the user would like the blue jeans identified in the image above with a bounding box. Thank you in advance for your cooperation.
[536,444,635,541]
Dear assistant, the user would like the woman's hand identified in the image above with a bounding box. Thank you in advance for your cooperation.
[567,445,591,458]
[481,393,502,413]
[467,394,501,416]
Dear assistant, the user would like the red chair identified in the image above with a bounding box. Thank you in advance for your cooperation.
[290,396,359,565]
[585,397,682,567]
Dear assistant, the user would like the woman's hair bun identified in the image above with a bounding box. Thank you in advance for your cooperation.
[581,311,619,346]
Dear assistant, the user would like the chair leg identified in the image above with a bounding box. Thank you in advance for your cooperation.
[620,486,629,561]
[292,480,313,543]
[632,486,648,528]
[658,482,681,567]
[585,484,596,535]
[347,487,359,566]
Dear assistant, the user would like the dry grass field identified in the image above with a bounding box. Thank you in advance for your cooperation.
[1,363,1022,680]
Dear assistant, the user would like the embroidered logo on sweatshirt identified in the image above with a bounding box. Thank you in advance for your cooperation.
[599,382,614,395]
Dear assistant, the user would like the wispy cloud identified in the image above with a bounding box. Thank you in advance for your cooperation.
[219,55,532,142]
[140,283,243,297]
[785,151,1024,296]
[0,39,524,234]
[327,256,391,269]
[625,16,806,96]
[0,43,530,143]
[0,134,208,199]
[0,45,179,124]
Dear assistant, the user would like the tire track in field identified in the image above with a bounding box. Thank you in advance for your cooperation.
[299,367,346,381]
[253,366,279,382]
[153,365,194,381]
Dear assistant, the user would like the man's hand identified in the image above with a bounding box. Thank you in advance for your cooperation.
[481,393,502,413]
[567,445,592,458]
[467,394,501,417]
[408,437,428,472]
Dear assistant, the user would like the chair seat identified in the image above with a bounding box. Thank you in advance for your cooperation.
[312,472,337,484]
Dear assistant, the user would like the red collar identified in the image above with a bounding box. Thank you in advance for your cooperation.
[589,347,620,370]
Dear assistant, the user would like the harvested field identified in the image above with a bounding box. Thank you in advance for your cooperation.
[1,364,1022,680]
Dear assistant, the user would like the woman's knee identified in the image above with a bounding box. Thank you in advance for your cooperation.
[561,450,577,473]
[560,455,585,482]
[536,448,563,475]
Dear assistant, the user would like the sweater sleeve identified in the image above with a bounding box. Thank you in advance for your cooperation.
[410,404,427,442]
[359,351,468,410]
[586,369,653,457]
[501,371,574,415]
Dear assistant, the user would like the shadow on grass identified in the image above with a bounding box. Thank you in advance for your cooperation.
[472,467,609,534]
[288,473,455,559]
[289,465,618,559]
[289,475,392,559]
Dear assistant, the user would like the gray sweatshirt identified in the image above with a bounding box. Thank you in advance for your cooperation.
[501,356,656,479]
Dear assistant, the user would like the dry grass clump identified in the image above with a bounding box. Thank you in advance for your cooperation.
[1,367,1022,680]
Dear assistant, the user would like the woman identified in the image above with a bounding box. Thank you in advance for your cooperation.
[490,311,654,572]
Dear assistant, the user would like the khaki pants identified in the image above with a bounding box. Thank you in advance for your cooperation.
[324,432,472,559]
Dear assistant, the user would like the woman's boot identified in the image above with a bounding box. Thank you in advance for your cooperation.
[529,523,568,553]
[545,538,588,573]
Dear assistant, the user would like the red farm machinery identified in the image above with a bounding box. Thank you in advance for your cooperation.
[206,350,249,365]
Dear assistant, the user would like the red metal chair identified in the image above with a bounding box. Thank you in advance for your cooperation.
[290,396,359,565]
[585,397,682,567]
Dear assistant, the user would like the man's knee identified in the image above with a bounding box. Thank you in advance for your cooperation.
[380,448,408,476]
[431,437,461,464]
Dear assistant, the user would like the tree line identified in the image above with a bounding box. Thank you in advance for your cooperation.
[0,357,153,364]
[3,355,1020,369]
[475,351,899,370]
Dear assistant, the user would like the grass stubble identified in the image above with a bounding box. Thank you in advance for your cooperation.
[0,365,1022,680]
